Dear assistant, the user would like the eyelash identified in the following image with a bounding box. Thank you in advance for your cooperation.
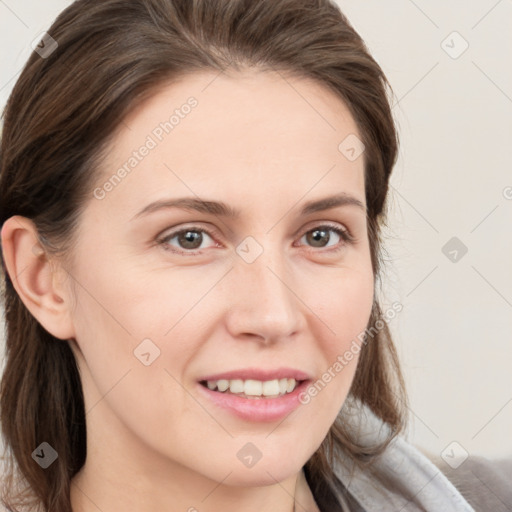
[156,223,355,257]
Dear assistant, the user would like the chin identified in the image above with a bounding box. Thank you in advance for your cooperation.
[222,463,301,487]
[219,448,310,487]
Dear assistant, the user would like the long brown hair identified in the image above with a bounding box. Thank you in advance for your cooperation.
[0,1,408,510]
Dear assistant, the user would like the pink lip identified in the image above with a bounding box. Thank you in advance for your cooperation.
[198,367,312,382]
[197,378,311,422]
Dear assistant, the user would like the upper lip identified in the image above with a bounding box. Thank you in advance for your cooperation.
[199,367,312,382]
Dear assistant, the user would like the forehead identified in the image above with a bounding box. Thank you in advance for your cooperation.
[92,69,366,220]
[122,67,360,129]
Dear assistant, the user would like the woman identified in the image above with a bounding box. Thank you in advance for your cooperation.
[0,0,474,511]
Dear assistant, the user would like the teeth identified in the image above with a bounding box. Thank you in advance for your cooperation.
[204,378,299,397]
[217,379,229,392]
[244,379,263,396]
[229,379,244,393]
[262,379,280,396]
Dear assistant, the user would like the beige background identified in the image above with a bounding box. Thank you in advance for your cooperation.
[1,0,511,464]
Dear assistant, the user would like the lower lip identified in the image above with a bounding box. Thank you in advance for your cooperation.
[197,380,310,422]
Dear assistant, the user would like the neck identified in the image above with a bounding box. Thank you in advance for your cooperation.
[70,464,316,512]
[69,423,320,512]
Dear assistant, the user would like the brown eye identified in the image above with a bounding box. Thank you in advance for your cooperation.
[298,224,354,252]
[174,230,204,250]
[158,227,217,254]
[157,223,354,257]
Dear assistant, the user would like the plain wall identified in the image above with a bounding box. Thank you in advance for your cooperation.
[1,0,511,465]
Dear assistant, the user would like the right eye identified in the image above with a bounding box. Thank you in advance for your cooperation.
[156,226,219,255]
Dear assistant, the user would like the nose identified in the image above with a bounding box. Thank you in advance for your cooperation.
[224,242,304,344]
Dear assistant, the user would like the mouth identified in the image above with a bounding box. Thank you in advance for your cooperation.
[196,368,312,422]
[199,377,305,399]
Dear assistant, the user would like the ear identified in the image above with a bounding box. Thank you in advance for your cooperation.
[1,215,76,340]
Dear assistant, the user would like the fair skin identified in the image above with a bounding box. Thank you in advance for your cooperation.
[2,69,374,512]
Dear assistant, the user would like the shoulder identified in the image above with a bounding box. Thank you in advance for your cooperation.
[419,448,512,512]
[334,437,475,511]
[330,402,475,511]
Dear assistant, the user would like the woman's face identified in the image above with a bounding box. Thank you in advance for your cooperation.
[65,69,374,486]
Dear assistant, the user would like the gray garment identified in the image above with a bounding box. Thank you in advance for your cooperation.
[428,453,512,512]
[325,400,475,511]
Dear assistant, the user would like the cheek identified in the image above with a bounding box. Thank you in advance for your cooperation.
[68,258,208,406]
[301,266,374,414]
[314,265,374,350]
[69,277,197,447]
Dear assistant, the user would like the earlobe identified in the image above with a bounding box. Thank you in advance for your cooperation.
[1,215,76,340]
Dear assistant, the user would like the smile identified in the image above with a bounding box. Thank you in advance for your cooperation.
[196,369,312,422]
[200,378,301,398]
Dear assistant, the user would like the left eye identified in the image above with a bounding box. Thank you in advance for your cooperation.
[297,225,352,250]
[157,224,353,255]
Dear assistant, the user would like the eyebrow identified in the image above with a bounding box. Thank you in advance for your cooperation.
[131,192,366,221]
